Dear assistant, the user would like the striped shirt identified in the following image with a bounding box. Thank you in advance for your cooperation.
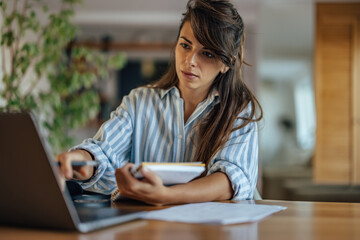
[73,86,258,200]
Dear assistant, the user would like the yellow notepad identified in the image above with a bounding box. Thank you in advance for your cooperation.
[131,162,205,185]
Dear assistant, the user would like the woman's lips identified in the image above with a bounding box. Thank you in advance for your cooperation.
[181,70,198,79]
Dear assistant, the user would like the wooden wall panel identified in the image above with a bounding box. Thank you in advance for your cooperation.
[315,24,352,183]
[353,18,360,183]
[314,3,360,184]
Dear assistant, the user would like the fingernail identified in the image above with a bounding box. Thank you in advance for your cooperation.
[142,166,149,173]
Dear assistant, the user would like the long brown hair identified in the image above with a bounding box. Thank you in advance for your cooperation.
[153,0,263,166]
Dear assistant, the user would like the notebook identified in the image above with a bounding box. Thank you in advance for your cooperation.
[0,111,144,232]
[131,162,205,185]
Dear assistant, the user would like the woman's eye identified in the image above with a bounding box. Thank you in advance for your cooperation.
[180,43,190,49]
[203,51,214,58]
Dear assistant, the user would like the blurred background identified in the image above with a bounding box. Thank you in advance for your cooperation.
[2,0,360,201]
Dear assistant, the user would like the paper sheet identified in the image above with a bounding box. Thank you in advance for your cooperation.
[143,202,286,225]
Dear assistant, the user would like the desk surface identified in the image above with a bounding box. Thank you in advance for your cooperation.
[1,199,360,240]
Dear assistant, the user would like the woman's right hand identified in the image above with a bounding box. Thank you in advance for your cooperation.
[56,149,95,181]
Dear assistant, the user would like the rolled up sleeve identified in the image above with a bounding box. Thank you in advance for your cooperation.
[70,101,134,194]
[207,120,259,200]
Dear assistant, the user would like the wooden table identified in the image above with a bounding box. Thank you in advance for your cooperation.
[1,199,360,240]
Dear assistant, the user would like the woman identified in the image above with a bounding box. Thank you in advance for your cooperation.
[57,0,263,205]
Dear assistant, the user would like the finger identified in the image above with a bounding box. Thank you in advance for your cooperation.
[115,168,129,187]
[57,150,95,180]
[74,165,91,178]
[116,164,151,197]
[116,164,136,183]
[115,165,137,191]
[141,166,162,186]
[122,163,135,176]
[56,153,73,179]
[63,159,73,179]
[72,171,84,180]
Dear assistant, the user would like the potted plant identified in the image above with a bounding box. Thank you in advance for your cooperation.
[0,0,126,153]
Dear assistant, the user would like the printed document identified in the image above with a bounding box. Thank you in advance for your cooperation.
[143,202,286,224]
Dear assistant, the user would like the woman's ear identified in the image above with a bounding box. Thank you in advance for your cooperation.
[221,66,230,74]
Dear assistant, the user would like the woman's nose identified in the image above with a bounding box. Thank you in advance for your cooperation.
[186,51,198,67]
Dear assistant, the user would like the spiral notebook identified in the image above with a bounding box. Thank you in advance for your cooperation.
[131,162,206,185]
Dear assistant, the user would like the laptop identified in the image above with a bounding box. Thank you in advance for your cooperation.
[0,111,144,232]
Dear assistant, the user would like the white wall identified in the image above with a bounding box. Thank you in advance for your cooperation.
[258,0,315,167]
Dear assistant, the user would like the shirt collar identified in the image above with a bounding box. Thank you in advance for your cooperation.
[160,86,179,99]
[160,86,220,104]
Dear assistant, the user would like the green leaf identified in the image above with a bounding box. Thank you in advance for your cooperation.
[1,31,15,46]
[0,2,6,14]
[4,15,13,27]
[108,53,127,69]
[21,59,30,74]
[42,5,48,13]
[30,10,36,18]
[63,0,83,4]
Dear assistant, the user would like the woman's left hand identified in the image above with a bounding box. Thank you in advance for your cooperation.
[115,163,169,206]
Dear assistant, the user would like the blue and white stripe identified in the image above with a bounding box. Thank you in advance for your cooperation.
[72,86,258,200]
